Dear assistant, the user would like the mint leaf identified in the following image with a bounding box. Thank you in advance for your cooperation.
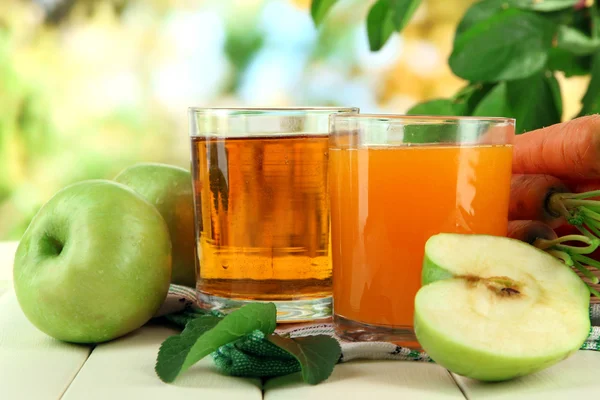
[512,0,578,12]
[155,315,221,383]
[407,99,460,116]
[367,0,396,51]
[450,9,556,82]
[557,25,600,56]
[155,303,277,383]
[388,0,421,32]
[268,334,341,385]
[311,0,338,27]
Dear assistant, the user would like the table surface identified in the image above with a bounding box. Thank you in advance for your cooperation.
[1,241,599,400]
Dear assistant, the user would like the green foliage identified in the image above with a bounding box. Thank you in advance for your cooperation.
[367,0,421,51]
[224,29,264,92]
[408,99,461,116]
[512,0,579,12]
[311,0,600,133]
[579,51,600,116]
[268,334,341,385]
[311,0,339,26]
[557,25,600,55]
[156,303,342,385]
[450,9,556,82]
[366,0,396,51]
[314,0,421,51]
[156,303,276,383]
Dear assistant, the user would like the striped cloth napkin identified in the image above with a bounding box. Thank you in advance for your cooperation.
[155,284,600,365]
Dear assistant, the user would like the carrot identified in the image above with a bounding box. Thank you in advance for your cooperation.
[509,174,568,229]
[564,180,600,202]
[512,115,600,179]
[566,179,600,195]
[507,175,600,296]
[507,220,557,245]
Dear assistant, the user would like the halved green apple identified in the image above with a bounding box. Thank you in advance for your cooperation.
[414,233,591,382]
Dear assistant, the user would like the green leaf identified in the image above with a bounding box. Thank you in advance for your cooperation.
[407,99,460,116]
[473,82,510,117]
[579,51,600,116]
[450,9,556,82]
[507,72,562,133]
[367,0,396,51]
[547,71,563,118]
[268,334,341,385]
[388,0,421,31]
[456,0,579,35]
[512,0,578,12]
[155,303,277,383]
[456,0,509,35]
[311,0,339,26]
[557,25,600,56]
[547,47,591,77]
[155,314,222,383]
[452,83,497,115]
[472,73,562,133]
[407,83,496,118]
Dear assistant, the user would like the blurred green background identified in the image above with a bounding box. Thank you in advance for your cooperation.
[0,0,590,240]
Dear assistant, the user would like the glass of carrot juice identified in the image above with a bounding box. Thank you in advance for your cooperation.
[328,114,515,348]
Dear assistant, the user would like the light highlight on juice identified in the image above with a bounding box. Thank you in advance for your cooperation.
[329,144,513,328]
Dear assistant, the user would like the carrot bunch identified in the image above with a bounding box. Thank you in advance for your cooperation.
[506,115,600,297]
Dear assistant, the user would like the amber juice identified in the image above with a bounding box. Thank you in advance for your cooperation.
[191,134,331,305]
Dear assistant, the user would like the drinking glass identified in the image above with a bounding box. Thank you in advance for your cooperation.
[189,107,359,322]
[328,115,515,347]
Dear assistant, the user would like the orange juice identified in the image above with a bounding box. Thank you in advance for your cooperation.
[329,144,513,340]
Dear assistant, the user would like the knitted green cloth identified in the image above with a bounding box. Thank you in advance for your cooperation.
[213,330,302,378]
[163,305,600,378]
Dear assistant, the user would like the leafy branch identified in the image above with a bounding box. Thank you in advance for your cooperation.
[311,0,600,133]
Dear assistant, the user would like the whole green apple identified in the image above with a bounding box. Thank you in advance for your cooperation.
[414,233,590,382]
[115,163,196,287]
[13,180,172,344]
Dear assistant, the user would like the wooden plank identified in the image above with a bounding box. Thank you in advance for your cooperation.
[0,291,92,400]
[0,241,17,286]
[264,360,466,400]
[0,281,10,297]
[453,350,600,399]
[62,322,263,400]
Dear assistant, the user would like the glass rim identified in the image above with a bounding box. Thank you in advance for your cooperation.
[331,113,515,124]
[189,106,359,115]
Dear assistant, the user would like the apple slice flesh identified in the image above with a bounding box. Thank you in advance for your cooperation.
[415,233,591,382]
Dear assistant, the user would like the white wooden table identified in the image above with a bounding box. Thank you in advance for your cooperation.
[1,241,599,400]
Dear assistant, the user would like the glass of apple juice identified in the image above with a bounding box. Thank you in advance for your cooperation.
[189,107,359,323]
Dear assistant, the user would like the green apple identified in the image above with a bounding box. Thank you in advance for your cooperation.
[13,180,172,344]
[415,233,590,382]
[114,163,196,287]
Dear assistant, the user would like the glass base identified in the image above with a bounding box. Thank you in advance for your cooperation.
[334,314,421,349]
[197,291,332,323]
